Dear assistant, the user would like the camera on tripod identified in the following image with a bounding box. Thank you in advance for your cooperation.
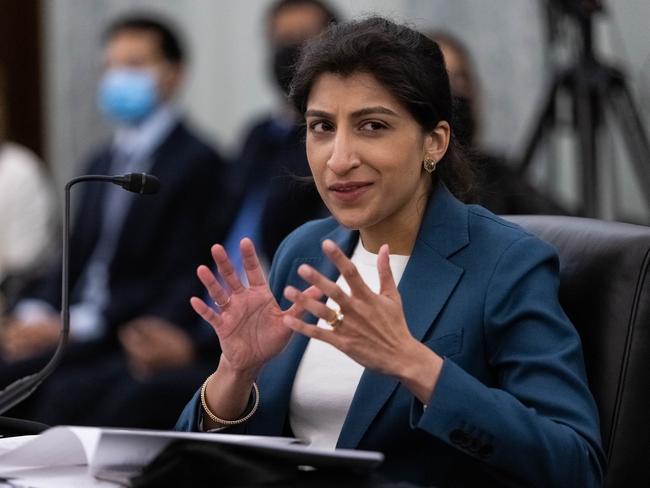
[517,0,650,219]
[549,0,603,19]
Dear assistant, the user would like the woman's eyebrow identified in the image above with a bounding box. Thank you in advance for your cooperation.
[351,106,398,117]
[305,106,399,118]
[305,109,332,118]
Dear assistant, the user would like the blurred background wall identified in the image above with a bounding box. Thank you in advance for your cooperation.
[2,0,649,221]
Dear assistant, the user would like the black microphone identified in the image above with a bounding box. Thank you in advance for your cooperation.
[0,173,161,415]
[112,172,161,194]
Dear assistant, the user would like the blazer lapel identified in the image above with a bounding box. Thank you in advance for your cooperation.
[337,183,469,449]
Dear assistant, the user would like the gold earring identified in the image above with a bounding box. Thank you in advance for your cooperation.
[423,157,437,173]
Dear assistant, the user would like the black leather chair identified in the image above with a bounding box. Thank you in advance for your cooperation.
[506,215,650,487]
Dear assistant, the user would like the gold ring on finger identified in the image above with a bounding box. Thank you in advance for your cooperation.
[326,308,344,329]
[215,295,231,308]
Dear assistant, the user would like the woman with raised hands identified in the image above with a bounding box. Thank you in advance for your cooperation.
[177,16,605,487]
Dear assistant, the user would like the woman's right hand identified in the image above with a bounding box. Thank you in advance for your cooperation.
[191,238,321,379]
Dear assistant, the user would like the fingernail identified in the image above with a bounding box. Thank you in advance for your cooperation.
[322,240,336,252]
[298,264,312,277]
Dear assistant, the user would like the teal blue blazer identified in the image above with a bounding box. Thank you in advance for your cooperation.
[177,183,605,487]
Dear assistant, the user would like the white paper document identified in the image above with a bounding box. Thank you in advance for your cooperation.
[0,426,384,486]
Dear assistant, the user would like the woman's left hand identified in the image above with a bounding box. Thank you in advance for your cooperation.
[282,239,441,386]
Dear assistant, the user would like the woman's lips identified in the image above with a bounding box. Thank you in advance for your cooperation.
[328,182,373,203]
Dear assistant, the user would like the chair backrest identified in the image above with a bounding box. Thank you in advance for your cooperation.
[506,215,650,487]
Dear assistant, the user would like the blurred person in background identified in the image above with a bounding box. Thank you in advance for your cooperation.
[0,62,56,312]
[0,141,56,311]
[429,30,570,215]
[1,15,231,427]
[222,0,338,276]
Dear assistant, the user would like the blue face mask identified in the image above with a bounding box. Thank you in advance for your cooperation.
[97,68,159,125]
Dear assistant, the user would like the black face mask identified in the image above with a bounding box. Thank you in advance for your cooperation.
[271,44,302,96]
[452,96,477,148]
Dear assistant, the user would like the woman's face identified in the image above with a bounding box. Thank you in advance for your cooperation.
[305,72,449,234]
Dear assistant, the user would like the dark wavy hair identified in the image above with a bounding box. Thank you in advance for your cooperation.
[289,17,477,202]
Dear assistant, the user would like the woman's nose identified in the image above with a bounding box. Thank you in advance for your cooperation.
[326,132,360,175]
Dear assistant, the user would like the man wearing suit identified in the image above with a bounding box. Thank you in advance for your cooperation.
[1,16,229,423]
[223,0,338,273]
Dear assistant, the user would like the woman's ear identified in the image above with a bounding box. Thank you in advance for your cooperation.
[423,120,451,163]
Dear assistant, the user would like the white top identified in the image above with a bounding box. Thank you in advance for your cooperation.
[0,143,55,285]
[289,240,410,450]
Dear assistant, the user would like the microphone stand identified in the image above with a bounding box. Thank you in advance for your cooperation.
[0,174,159,417]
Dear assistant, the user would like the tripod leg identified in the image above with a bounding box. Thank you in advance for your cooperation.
[574,67,600,217]
[605,78,650,210]
[516,74,565,177]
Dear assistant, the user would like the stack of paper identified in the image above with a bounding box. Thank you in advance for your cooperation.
[0,426,383,487]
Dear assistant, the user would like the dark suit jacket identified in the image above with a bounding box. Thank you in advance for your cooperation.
[231,115,328,263]
[177,183,605,487]
[23,120,231,344]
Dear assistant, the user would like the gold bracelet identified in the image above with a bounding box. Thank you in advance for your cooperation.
[200,373,260,425]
